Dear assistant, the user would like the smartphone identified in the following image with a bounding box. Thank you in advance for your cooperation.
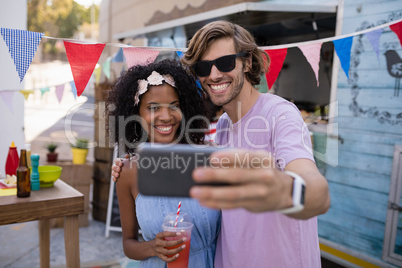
[136,143,221,197]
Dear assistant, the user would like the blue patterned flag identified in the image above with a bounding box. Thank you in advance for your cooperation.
[0,28,44,82]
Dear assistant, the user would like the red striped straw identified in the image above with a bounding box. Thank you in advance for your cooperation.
[174,201,181,227]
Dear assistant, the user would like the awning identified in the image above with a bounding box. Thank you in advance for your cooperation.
[113,2,338,42]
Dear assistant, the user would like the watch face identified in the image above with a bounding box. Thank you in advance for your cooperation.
[301,184,306,205]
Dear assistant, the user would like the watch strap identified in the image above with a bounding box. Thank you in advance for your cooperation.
[277,170,306,214]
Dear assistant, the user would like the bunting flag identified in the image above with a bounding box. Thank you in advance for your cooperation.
[264,48,288,90]
[176,51,184,58]
[40,87,50,96]
[19,89,34,100]
[103,57,111,80]
[70,81,77,99]
[0,28,44,82]
[123,47,160,68]
[364,28,383,62]
[94,64,102,85]
[64,41,105,97]
[333,36,353,79]
[298,43,322,87]
[0,91,15,115]
[1,18,402,106]
[390,21,402,47]
[111,48,124,62]
[55,84,65,103]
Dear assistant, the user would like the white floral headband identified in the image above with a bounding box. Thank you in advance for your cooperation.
[134,71,176,106]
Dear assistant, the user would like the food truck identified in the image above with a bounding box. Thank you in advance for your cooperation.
[100,0,402,266]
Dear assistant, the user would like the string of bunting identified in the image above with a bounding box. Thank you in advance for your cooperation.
[0,18,401,115]
[0,81,79,115]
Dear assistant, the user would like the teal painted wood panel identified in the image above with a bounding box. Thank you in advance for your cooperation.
[325,166,390,193]
[326,181,388,222]
[337,107,402,124]
[317,0,402,264]
[342,13,402,36]
[350,44,400,67]
[335,128,402,145]
[336,117,402,135]
[310,126,402,149]
[343,0,402,18]
[318,217,384,259]
[337,68,402,89]
[337,88,402,109]
[318,207,385,243]
[347,44,401,68]
[334,133,396,157]
[342,14,402,34]
[338,106,402,120]
[334,148,393,175]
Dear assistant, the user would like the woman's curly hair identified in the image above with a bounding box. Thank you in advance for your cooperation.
[106,59,209,154]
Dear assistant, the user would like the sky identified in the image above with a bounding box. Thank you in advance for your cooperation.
[74,0,102,7]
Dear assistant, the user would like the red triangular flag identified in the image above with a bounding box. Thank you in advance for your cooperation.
[64,41,105,97]
[123,47,160,68]
[264,48,288,90]
[390,21,402,48]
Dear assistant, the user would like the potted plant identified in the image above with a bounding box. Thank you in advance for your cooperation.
[45,142,58,162]
[71,138,89,164]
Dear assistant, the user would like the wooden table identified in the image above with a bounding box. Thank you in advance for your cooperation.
[0,179,84,268]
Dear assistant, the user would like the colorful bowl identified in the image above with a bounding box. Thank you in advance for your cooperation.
[37,165,62,187]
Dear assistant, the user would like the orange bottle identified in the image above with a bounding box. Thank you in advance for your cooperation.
[5,141,19,176]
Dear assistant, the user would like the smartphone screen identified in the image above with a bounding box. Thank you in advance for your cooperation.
[136,143,220,197]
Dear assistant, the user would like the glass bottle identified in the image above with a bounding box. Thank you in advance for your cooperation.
[30,154,40,191]
[17,149,30,198]
[25,144,31,168]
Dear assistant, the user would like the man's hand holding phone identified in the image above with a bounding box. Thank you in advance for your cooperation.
[189,149,291,213]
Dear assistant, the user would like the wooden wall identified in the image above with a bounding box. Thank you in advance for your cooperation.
[317,0,402,262]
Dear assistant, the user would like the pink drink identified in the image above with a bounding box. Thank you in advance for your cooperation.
[165,234,191,268]
[163,212,193,268]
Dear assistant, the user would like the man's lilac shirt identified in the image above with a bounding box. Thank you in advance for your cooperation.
[214,93,321,267]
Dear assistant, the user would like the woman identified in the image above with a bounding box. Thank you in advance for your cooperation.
[106,59,221,267]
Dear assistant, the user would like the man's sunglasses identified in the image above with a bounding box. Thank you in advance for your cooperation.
[192,52,249,77]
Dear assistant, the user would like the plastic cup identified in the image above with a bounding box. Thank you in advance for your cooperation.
[162,212,193,268]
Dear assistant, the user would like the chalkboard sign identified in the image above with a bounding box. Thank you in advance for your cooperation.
[105,145,122,237]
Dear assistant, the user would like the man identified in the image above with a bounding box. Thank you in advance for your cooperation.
[113,21,330,267]
[182,20,329,267]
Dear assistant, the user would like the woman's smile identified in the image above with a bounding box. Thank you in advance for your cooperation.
[154,124,174,134]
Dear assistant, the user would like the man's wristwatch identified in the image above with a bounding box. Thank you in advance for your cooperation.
[277,170,306,214]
